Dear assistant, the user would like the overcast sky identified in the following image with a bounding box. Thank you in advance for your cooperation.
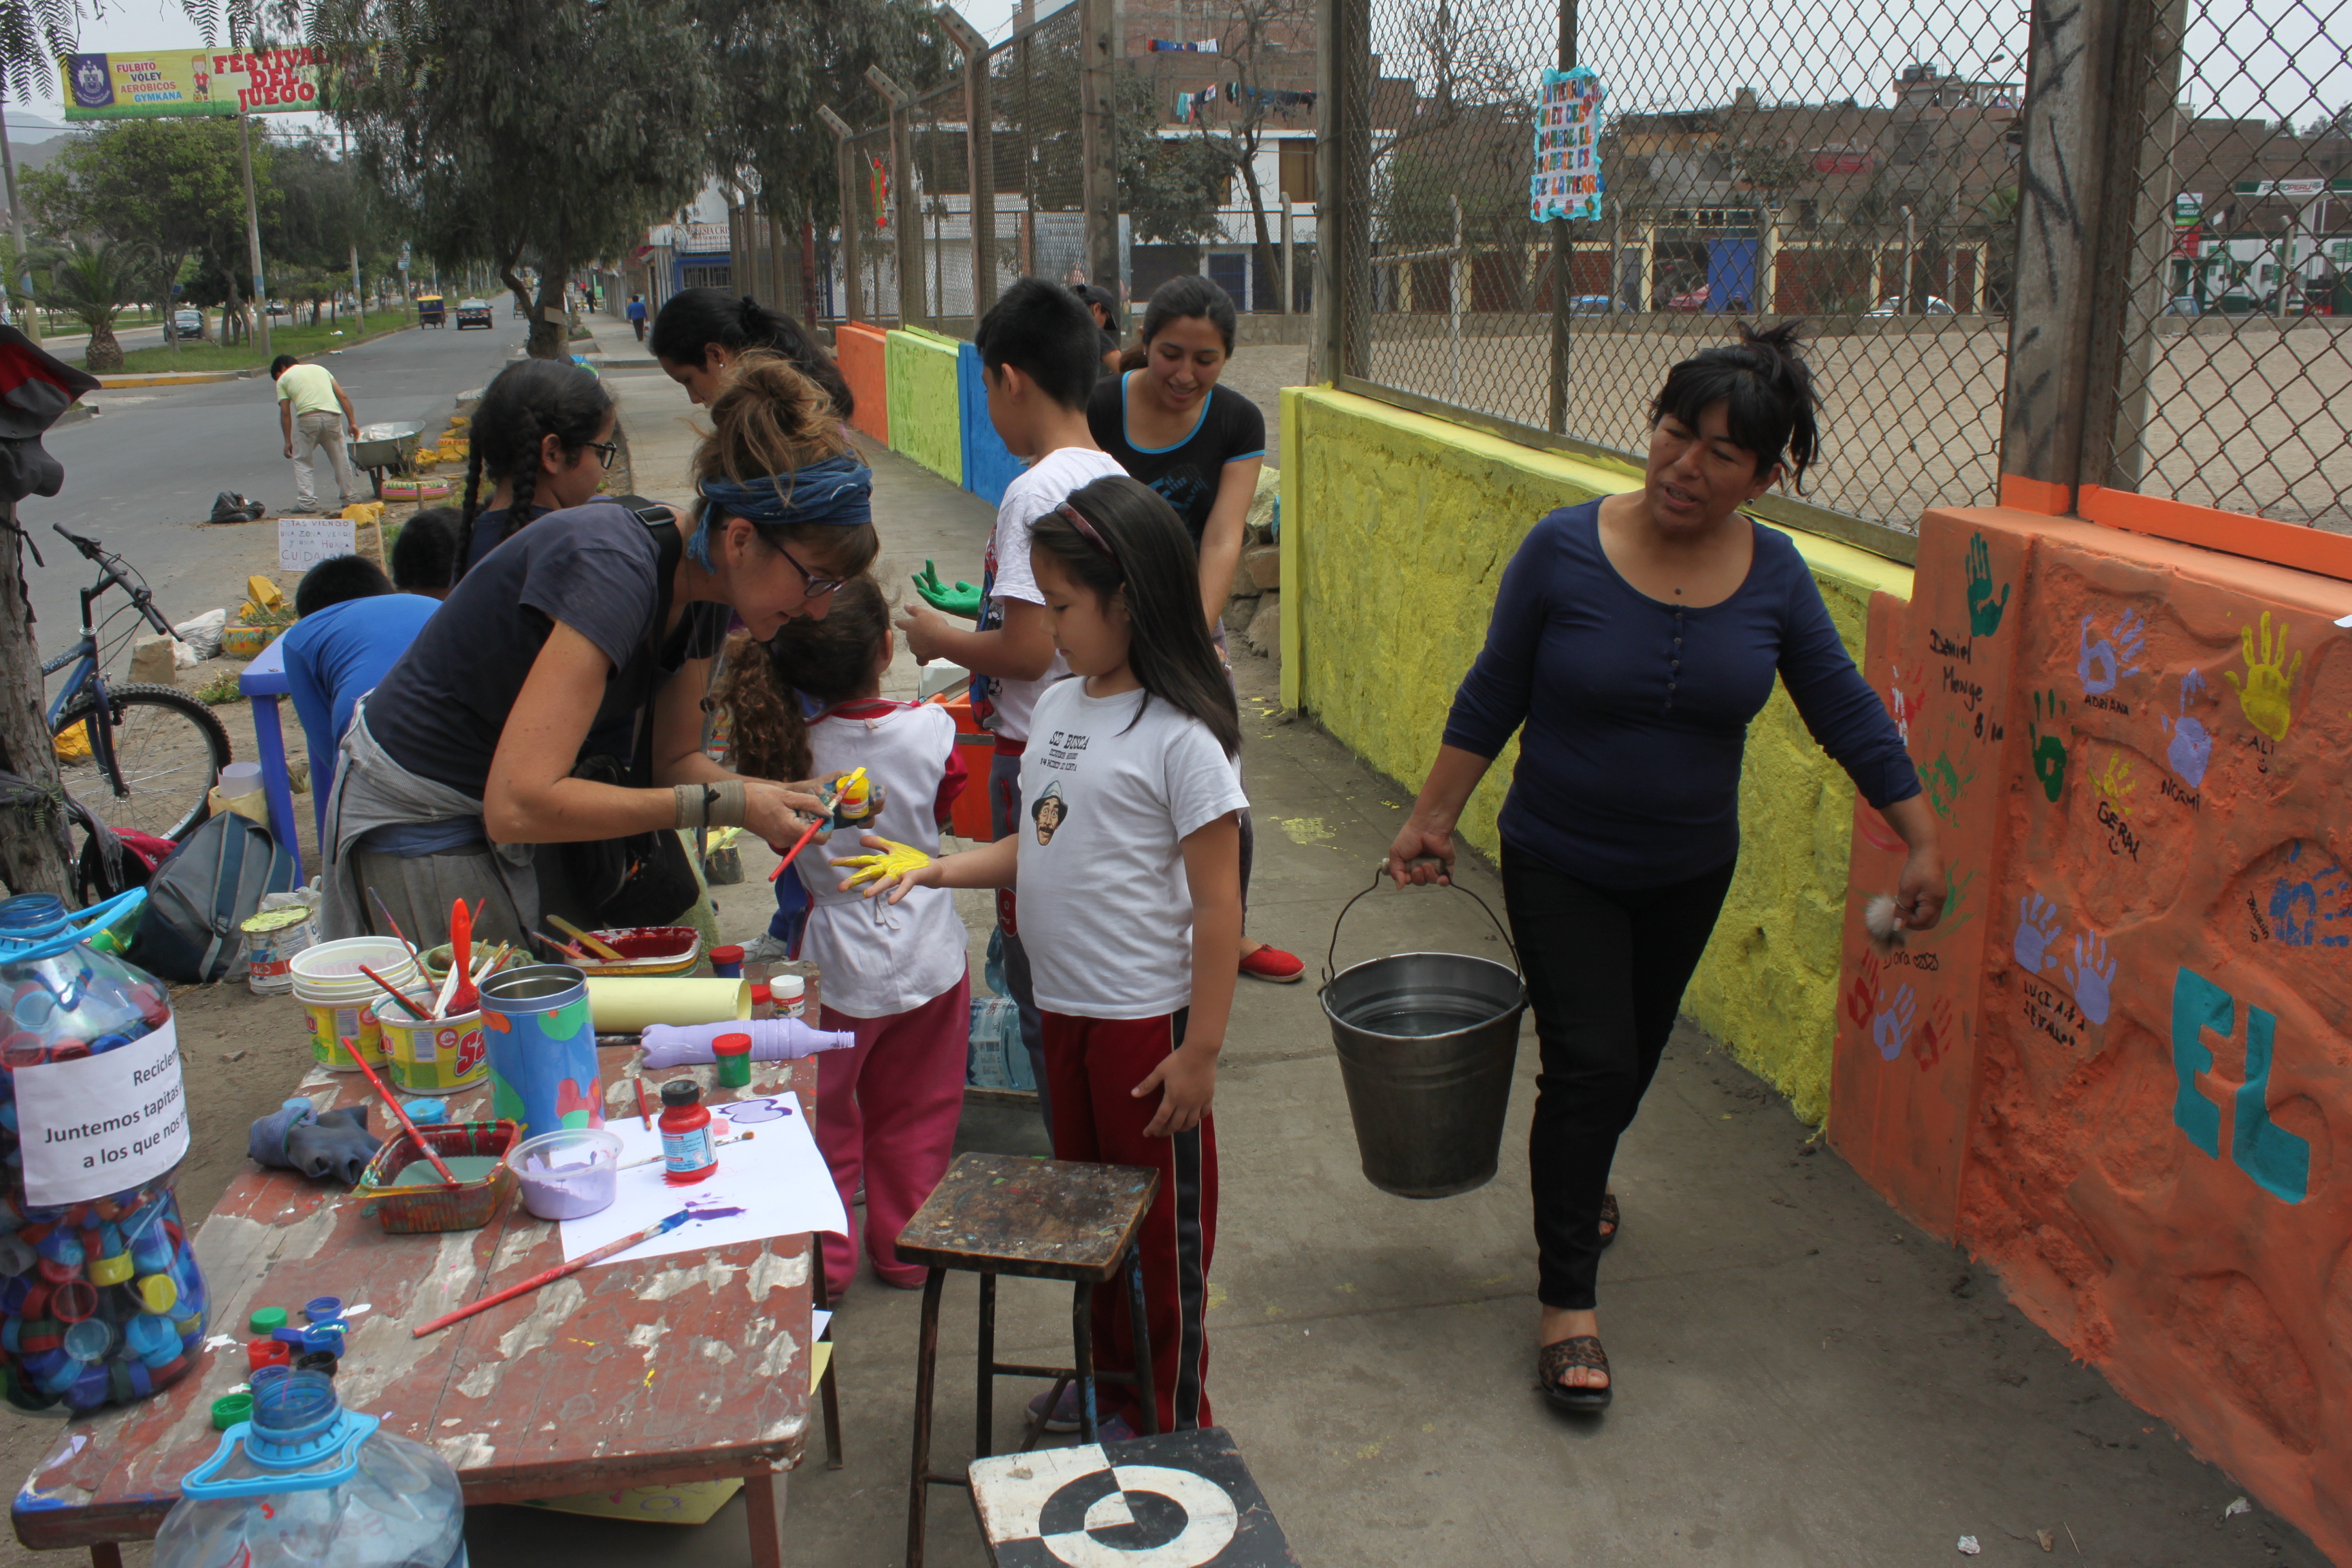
[7,0,2342,137]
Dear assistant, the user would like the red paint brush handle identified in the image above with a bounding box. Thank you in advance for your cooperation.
[347,1051,457,1184]
[768,815,824,881]
[410,1211,691,1337]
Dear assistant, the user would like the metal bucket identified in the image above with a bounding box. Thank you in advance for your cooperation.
[1321,870,1526,1198]
[479,964,598,1140]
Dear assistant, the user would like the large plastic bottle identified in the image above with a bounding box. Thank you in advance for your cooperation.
[0,889,207,1414]
[155,1369,468,1568]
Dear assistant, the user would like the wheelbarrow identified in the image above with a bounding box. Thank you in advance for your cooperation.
[346,421,426,499]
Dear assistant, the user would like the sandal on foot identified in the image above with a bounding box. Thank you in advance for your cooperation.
[1599,1192,1620,1250]
[1537,1335,1613,1413]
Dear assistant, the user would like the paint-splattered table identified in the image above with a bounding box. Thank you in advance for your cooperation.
[12,1038,825,1568]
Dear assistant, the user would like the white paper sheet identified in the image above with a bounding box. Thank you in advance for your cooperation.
[557,1092,848,1266]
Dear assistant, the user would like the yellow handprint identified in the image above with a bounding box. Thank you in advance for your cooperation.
[2225,610,2301,741]
[2094,752,2136,816]
[831,838,932,892]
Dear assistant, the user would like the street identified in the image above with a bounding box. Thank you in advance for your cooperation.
[18,317,523,676]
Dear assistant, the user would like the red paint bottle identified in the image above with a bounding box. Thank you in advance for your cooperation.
[659,1079,717,1185]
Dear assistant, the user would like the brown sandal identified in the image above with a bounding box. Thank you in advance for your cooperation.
[1599,1192,1620,1250]
[1537,1335,1613,1413]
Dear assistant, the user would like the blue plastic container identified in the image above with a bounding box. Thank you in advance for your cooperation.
[478,964,600,1141]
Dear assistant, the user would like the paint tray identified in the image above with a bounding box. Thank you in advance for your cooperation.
[357,1120,518,1235]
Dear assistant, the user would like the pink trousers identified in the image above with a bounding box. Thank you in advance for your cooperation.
[815,978,971,1290]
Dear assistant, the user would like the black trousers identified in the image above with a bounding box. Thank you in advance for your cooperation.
[1503,845,1737,1311]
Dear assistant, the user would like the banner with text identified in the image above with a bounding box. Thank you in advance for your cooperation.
[61,46,328,119]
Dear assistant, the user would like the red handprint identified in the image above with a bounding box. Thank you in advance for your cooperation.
[1914,996,1957,1073]
[1843,952,1883,1032]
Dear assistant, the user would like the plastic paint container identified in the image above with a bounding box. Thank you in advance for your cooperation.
[290,940,421,1073]
[480,966,599,1141]
[748,983,772,1020]
[506,1128,623,1222]
[709,945,744,979]
[240,906,314,997]
[369,994,487,1094]
[770,975,806,1019]
[712,1032,752,1090]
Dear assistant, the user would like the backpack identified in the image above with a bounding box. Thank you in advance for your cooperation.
[208,491,264,525]
[126,811,297,984]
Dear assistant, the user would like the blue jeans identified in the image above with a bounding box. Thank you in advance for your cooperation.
[991,747,1051,1130]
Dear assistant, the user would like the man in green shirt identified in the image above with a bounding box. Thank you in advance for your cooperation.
[272,353,361,514]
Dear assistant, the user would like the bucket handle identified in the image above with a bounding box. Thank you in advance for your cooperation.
[1323,864,1522,987]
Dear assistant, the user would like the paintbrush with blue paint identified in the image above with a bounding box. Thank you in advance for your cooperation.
[410,1209,697,1337]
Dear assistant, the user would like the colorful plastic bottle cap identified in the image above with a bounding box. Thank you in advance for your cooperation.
[0,1275,28,1314]
[49,1281,95,1323]
[246,1337,290,1371]
[123,1314,176,1362]
[211,1393,253,1431]
[15,1320,62,1354]
[304,1296,344,1323]
[249,1365,289,1394]
[293,1350,339,1377]
[271,1324,310,1346]
[61,1319,114,1362]
[404,1099,448,1125]
[0,1235,34,1277]
[86,1252,133,1286]
[34,1258,78,1285]
[710,944,745,979]
[135,1275,177,1315]
[301,1325,344,1357]
[248,1306,287,1334]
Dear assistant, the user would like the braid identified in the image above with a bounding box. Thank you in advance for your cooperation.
[504,418,540,550]
[461,446,486,538]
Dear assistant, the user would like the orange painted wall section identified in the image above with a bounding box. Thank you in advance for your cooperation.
[1831,506,2352,1560]
[834,322,889,446]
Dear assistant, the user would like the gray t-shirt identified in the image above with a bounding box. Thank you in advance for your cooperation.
[365,501,728,796]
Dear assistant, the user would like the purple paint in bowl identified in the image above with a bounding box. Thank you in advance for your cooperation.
[506,1128,623,1222]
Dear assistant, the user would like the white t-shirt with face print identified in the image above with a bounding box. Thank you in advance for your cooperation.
[1014,680,1247,1018]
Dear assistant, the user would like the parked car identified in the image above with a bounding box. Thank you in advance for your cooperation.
[455,297,493,329]
[1567,294,1615,315]
[1666,284,1709,311]
[265,299,289,317]
[170,308,203,336]
[1864,295,1957,316]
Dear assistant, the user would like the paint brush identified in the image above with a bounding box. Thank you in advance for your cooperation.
[766,814,826,882]
[357,964,433,1020]
[632,1077,653,1132]
[410,1210,697,1337]
[617,1131,751,1172]
[546,914,627,964]
[1863,894,1907,953]
[536,929,592,962]
[346,1051,459,1185]
[448,899,478,1015]
[367,887,422,965]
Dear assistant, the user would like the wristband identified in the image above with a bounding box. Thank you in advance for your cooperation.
[706,781,747,828]
[673,785,706,830]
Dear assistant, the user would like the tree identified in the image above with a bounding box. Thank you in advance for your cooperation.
[1118,76,1232,246]
[1213,0,1312,310]
[43,237,154,370]
[314,0,719,359]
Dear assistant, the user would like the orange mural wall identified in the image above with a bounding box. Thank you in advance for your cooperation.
[1831,506,2352,1560]
[834,322,889,446]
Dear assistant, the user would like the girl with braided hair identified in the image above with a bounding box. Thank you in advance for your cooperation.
[651,287,853,418]
[457,359,617,580]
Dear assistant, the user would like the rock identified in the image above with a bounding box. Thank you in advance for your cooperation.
[129,634,179,686]
[1246,592,1280,658]
[1228,551,1262,604]
[1243,464,1280,542]
[1242,545,1281,593]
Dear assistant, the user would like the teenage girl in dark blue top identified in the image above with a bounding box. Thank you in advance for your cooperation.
[1386,323,1944,1415]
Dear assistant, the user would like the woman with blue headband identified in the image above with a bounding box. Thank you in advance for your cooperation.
[318,353,881,947]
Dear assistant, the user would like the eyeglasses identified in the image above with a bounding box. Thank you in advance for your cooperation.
[1058,504,1120,566]
[585,440,620,470]
[777,540,847,598]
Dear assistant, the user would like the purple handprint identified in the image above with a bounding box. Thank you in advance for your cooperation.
[1872,984,1917,1062]
[2159,669,2212,788]
[2077,610,2145,696]
[2014,894,2062,973]
[2067,931,2115,1026]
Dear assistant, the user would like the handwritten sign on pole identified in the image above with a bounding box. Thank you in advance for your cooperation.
[1531,66,1605,224]
[278,517,356,572]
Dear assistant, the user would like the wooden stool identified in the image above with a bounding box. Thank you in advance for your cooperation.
[969,1425,1300,1567]
[897,1152,1161,1568]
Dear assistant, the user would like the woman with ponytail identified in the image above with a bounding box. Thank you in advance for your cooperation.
[651,287,854,419]
[1388,322,1943,1414]
[457,359,617,580]
[319,352,879,950]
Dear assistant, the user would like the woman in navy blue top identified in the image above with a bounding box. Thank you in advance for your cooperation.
[1386,323,1944,1414]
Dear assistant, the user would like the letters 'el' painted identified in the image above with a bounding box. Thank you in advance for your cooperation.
[2170,965,2308,1203]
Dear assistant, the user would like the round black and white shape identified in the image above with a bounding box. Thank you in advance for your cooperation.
[1022,1462,1239,1567]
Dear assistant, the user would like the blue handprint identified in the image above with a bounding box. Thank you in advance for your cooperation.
[2014,894,2062,973]
[2078,609,2146,697]
[2068,931,2116,1026]
[2159,669,2212,787]
[1872,984,1916,1062]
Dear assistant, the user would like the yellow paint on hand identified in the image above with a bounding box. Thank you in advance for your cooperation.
[1279,817,1335,845]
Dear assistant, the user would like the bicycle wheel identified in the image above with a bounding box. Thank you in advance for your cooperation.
[51,683,234,842]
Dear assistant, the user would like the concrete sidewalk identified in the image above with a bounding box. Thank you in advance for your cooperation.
[453,432,2323,1567]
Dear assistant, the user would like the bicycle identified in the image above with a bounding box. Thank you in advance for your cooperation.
[42,525,233,842]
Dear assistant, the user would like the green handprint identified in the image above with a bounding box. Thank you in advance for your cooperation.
[2027,689,2068,802]
[1926,748,1974,822]
[1966,532,2010,637]
[2225,610,2301,741]
[911,559,982,618]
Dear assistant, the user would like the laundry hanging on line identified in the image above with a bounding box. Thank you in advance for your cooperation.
[1148,37,1219,52]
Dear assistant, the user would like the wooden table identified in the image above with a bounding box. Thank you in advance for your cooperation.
[12,1039,824,1567]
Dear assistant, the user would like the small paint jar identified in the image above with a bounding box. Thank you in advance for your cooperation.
[770,975,806,1019]
[712,1032,753,1090]
[659,1080,716,1185]
[710,945,745,980]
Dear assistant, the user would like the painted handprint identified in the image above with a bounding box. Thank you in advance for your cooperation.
[1925,747,1975,823]
[1872,984,1917,1062]
[2076,608,2146,696]
[1843,951,1884,1032]
[2014,894,2062,973]
[2067,931,2116,1026]
[1965,533,2010,637]
[2225,610,2301,741]
[2159,669,2212,787]
[2094,752,2136,816]
[2268,840,2352,949]
[2027,689,2068,802]
[1914,995,1958,1072]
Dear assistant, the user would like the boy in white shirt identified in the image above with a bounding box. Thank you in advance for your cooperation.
[896,280,1126,1117]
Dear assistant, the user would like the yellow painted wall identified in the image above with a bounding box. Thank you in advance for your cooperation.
[884,327,963,487]
[1280,385,1914,1122]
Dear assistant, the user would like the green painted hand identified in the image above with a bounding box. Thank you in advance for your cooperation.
[912,559,981,617]
[1926,748,1974,822]
[2027,689,2068,802]
[2225,610,2300,741]
[1966,533,2010,637]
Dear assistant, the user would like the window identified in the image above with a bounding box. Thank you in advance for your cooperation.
[1279,144,1317,202]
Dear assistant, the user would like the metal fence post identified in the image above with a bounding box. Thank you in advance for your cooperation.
[2088,0,2191,492]
[820,108,864,323]
[941,9,999,320]
[869,66,926,329]
[1546,0,1577,435]
[1313,0,1368,383]
[1078,0,1120,293]
[1997,0,2184,509]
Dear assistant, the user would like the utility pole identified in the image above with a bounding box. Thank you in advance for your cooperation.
[1546,0,1576,436]
[239,105,270,360]
[1078,0,1120,294]
[819,107,864,324]
[341,124,365,333]
[0,101,37,344]
[940,8,998,318]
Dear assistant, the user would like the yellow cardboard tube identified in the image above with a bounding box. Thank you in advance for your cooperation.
[585,977,750,1032]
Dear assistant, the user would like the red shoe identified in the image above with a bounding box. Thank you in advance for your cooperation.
[1239,943,1305,983]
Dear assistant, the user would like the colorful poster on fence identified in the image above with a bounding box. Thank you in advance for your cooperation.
[61,46,327,119]
[1530,65,1603,223]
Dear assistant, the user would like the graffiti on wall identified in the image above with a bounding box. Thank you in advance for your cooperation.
[2170,965,2310,1203]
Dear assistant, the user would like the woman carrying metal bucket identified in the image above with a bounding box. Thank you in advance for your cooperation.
[1386,323,1943,1414]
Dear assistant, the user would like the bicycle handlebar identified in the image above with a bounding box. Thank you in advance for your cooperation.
[50,523,172,636]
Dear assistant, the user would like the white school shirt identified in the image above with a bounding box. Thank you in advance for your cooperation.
[794,702,968,1019]
[974,446,1128,742]
[1015,681,1248,1018]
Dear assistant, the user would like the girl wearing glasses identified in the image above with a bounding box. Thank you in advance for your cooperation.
[318,353,875,949]
[849,475,1244,1440]
[455,359,620,581]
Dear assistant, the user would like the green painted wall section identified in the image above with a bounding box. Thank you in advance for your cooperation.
[1281,385,1914,1124]
[885,327,963,487]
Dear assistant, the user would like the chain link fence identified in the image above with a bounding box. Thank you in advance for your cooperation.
[998,1,1092,286]
[843,119,902,321]
[2104,0,2352,529]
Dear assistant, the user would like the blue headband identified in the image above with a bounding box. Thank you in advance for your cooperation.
[691,455,872,568]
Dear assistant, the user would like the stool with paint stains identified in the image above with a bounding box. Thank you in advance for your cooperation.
[896,1151,1160,1568]
[968,1425,1300,1567]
